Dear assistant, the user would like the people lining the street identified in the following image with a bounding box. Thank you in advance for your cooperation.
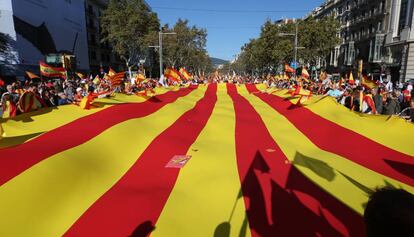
[0,69,413,123]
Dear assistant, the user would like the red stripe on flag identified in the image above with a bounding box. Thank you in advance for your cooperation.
[227,83,365,237]
[0,86,198,186]
[64,84,217,237]
[245,84,414,187]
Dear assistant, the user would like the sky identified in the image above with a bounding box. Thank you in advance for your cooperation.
[146,0,325,61]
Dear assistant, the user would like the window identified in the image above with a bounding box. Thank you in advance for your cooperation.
[398,0,408,33]
[373,34,384,62]
[378,21,382,32]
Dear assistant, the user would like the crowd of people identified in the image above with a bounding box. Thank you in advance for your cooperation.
[0,73,154,118]
[1,71,414,123]
[265,73,414,123]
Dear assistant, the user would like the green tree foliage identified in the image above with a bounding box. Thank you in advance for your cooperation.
[234,16,340,74]
[100,0,160,77]
[150,19,211,75]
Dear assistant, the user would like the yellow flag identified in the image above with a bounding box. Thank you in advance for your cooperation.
[0,123,4,139]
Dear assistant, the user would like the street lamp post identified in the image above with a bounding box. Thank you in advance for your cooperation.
[279,22,305,77]
[149,32,176,78]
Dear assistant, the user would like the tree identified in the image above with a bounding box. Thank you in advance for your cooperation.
[233,16,340,74]
[158,19,211,75]
[299,16,341,64]
[100,0,160,78]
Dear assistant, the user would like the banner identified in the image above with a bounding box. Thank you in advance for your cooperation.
[39,62,66,79]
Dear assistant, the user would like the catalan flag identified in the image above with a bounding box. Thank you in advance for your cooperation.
[0,84,413,237]
[108,72,125,87]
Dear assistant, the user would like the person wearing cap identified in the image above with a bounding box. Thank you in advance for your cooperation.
[73,88,83,105]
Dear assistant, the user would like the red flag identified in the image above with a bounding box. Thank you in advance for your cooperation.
[0,77,4,86]
[285,64,295,73]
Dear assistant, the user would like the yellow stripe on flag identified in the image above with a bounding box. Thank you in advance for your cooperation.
[239,86,414,215]
[152,84,250,237]
[0,87,207,237]
[272,90,414,156]
[0,89,169,139]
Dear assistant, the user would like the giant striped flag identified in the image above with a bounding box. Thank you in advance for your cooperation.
[0,84,413,236]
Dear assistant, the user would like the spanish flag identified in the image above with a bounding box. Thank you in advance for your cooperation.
[285,64,295,73]
[165,68,181,82]
[179,68,192,80]
[26,71,40,80]
[361,75,377,89]
[39,62,66,79]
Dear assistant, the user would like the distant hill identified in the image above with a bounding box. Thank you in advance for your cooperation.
[210,57,229,67]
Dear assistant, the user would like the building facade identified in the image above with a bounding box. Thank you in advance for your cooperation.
[385,0,414,82]
[312,0,414,82]
[0,0,90,77]
[84,0,123,73]
[313,0,391,80]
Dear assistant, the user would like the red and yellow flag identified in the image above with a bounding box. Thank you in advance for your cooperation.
[108,72,125,86]
[108,68,116,77]
[135,73,146,82]
[76,72,86,79]
[285,64,295,73]
[0,84,413,237]
[179,68,192,80]
[165,68,181,82]
[39,62,66,79]
[26,71,40,80]
[301,67,310,79]
[361,75,377,89]
[348,72,355,85]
